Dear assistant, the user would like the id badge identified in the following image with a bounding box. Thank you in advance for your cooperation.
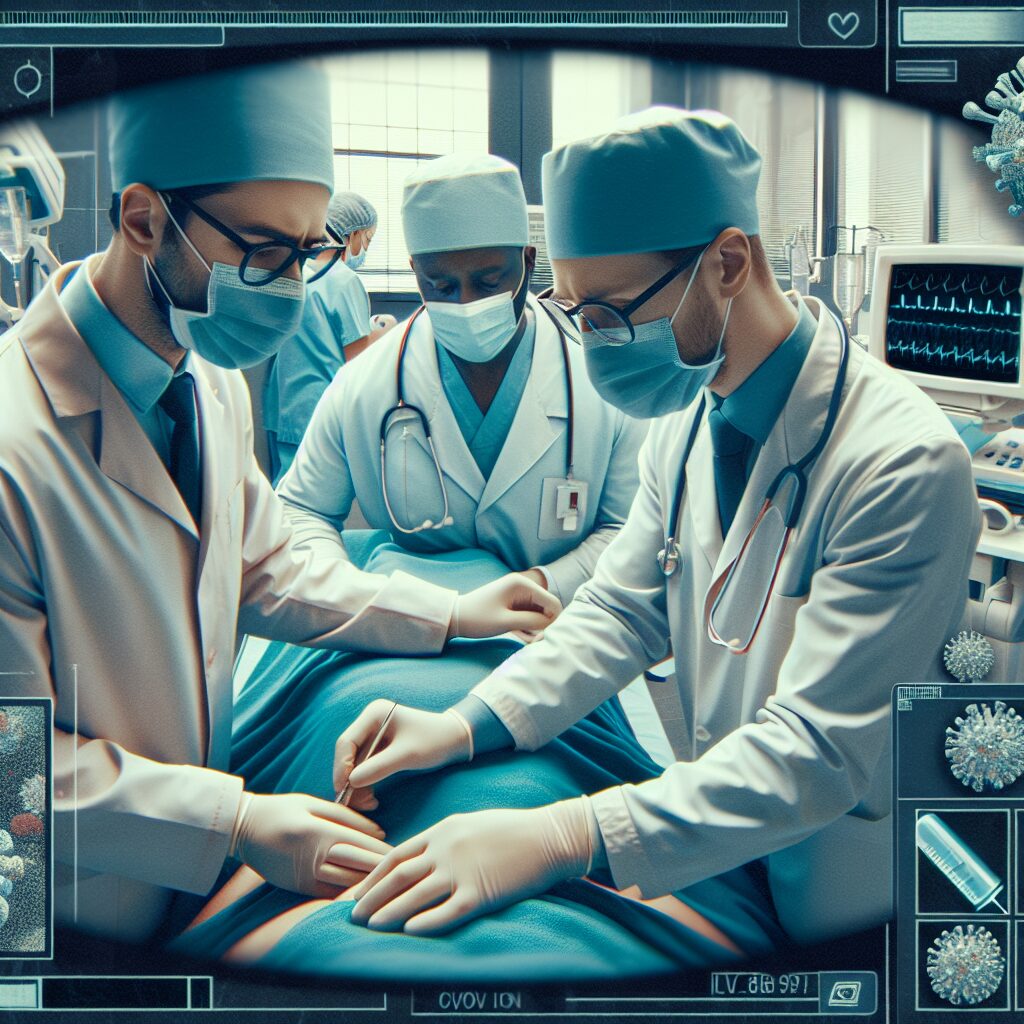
[538,478,588,540]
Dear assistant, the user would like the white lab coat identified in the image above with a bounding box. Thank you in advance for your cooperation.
[278,296,647,604]
[472,295,981,943]
[0,260,457,941]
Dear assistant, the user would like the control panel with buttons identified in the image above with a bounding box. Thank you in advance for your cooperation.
[972,427,1024,493]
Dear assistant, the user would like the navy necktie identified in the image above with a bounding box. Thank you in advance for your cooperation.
[158,372,203,527]
[708,406,749,535]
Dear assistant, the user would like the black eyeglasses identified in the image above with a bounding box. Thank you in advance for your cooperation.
[537,251,703,347]
[164,193,347,287]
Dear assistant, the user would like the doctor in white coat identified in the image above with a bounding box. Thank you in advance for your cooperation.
[334,107,982,950]
[279,153,646,610]
[0,63,557,942]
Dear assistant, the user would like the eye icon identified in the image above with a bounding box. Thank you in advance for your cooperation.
[828,982,862,1007]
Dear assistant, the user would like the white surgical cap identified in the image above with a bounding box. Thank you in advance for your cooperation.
[402,153,529,256]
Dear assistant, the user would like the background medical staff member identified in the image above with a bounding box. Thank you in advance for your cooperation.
[278,153,646,609]
[335,108,981,948]
[0,62,557,942]
[264,191,397,482]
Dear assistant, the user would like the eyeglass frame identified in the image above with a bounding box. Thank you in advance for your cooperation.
[162,191,347,287]
[537,245,706,346]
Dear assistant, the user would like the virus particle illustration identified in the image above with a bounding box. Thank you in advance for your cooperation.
[963,57,1024,216]
[0,877,13,900]
[943,630,995,683]
[0,712,25,757]
[18,775,44,818]
[0,831,12,856]
[927,925,1004,1005]
[0,896,10,930]
[945,701,1024,792]
[9,814,41,839]
[0,857,24,883]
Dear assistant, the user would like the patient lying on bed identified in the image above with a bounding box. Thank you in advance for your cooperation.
[170,535,786,982]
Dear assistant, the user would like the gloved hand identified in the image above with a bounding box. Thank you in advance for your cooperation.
[372,313,398,332]
[450,573,561,642]
[230,792,392,898]
[333,700,472,804]
[345,798,595,935]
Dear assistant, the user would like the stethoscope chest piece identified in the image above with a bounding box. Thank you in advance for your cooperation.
[657,538,681,576]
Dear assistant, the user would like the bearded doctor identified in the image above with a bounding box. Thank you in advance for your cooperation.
[0,61,557,942]
[335,107,981,952]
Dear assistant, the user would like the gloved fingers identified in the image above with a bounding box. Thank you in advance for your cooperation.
[333,700,398,793]
[323,830,393,861]
[343,786,379,812]
[503,608,557,635]
[509,578,562,619]
[351,852,433,923]
[310,796,386,839]
[315,854,382,889]
[347,742,416,790]
[367,873,450,931]
[508,628,544,645]
[404,890,482,936]
[344,835,426,903]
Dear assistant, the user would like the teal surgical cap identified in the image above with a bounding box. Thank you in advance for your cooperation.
[542,106,761,259]
[402,153,529,256]
[327,191,378,240]
[108,61,334,194]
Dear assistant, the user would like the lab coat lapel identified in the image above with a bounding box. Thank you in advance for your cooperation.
[479,301,563,514]
[710,295,843,583]
[17,264,198,539]
[406,312,486,503]
[191,358,230,575]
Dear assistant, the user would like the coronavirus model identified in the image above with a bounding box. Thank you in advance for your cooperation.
[944,701,1024,792]
[943,630,995,684]
[963,57,1024,216]
[18,774,44,818]
[927,925,1005,1005]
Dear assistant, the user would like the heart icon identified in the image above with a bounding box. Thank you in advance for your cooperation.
[828,11,860,40]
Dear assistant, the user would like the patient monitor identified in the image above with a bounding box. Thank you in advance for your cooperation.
[870,244,1024,666]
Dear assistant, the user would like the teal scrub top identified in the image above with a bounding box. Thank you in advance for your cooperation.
[435,315,537,480]
[264,260,373,482]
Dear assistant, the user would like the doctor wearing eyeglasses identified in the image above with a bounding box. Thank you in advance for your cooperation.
[334,108,981,951]
[277,152,647,610]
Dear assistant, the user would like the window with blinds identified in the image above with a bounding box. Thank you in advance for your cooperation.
[937,118,1023,244]
[551,51,652,150]
[837,91,927,247]
[324,49,490,294]
[702,69,819,280]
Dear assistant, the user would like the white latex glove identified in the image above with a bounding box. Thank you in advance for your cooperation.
[345,798,594,935]
[333,699,472,804]
[372,313,398,331]
[450,573,561,641]
[230,792,393,898]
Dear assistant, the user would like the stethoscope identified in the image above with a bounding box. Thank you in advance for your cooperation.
[379,300,577,534]
[657,310,851,578]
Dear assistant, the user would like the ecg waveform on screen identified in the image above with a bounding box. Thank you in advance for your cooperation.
[885,263,1022,385]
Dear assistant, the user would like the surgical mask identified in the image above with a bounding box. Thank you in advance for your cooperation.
[583,249,732,419]
[425,258,528,363]
[145,200,305,370]
[345,249,367,271]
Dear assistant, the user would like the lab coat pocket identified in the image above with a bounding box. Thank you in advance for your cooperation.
[760,591,808,641]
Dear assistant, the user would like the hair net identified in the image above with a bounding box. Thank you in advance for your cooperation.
[327,191,378,241]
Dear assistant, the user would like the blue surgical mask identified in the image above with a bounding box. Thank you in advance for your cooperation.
[345,249,367,271]
[425,258,528,363]
[583,248,732,419]
[146,199,305,370]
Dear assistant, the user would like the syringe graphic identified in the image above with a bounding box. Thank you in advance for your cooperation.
[916,813,1007,913]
